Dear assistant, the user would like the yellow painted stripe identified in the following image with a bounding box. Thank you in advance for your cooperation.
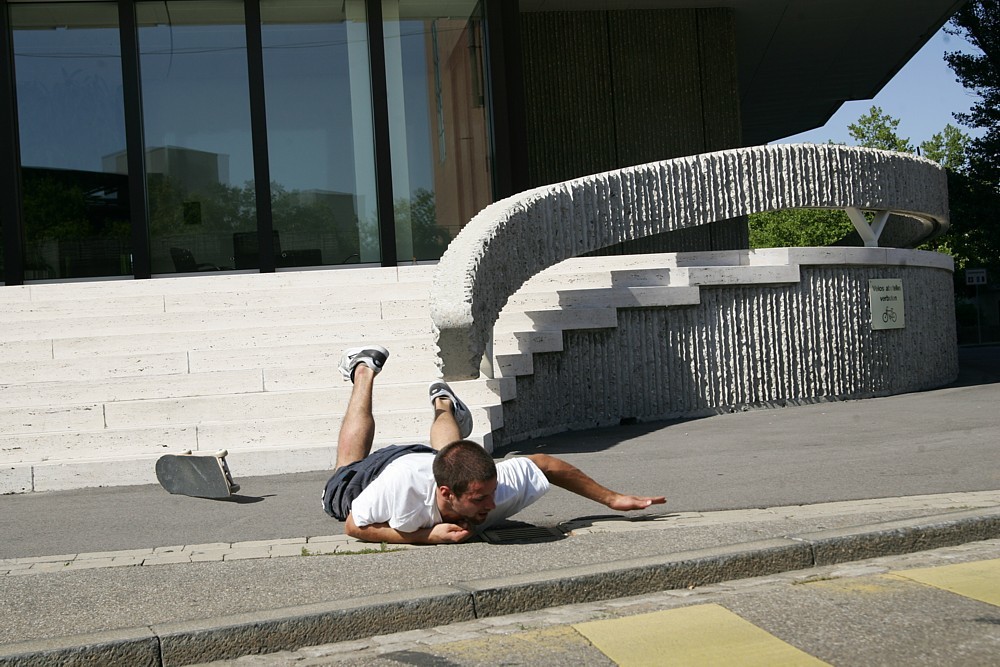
[573,603,829,667]
[893,558,1000,607]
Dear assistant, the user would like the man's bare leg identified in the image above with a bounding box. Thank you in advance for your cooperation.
[430,396,462,450]
[427,381,473,450]
[335,365,377,469]
[333,345,388,470]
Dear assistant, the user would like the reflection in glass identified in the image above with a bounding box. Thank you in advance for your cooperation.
[382,0,491,262]
[260,0,378,266]
[12,2,131,280]
[138,1,256,273]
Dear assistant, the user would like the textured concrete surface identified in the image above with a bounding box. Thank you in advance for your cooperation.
[432,144,949,379]
[494,258,957,445]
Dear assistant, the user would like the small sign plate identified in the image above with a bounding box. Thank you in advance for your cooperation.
[869,279,905,330]
[966,268,988,286]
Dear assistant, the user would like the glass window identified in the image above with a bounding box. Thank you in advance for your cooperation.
[260,0,378,266]
[138,1,256,273]
[12,2,131,280]
[382,0,491,262]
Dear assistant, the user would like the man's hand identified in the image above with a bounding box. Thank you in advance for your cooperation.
[526,453,666,512]
[346,514,471,545]
[427,522,472,544]
[608,494,666,511]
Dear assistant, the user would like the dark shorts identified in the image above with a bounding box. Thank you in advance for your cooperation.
[322,444,437,520]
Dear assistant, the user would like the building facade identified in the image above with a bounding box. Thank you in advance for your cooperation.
[0,0,960,285]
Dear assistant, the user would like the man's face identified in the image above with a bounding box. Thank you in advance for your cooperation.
[441,477,498,526]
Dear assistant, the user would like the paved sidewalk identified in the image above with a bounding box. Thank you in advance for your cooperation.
[3,490,1000,578]
[1,492,999,666]
[1,345,999,666]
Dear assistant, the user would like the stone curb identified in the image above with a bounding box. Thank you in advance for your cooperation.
[2,506,999,667]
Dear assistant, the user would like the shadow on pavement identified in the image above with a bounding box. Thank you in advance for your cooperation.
[947,344,1000,388]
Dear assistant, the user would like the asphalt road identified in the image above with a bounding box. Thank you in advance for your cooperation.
[2,345,998,560]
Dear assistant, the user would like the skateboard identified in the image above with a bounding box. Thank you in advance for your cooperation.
[155,449,240,498]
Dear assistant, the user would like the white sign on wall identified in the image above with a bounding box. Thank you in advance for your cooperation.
[869,279,905,330]
[966,268,988,286]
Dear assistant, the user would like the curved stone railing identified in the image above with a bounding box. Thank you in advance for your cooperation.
[431,143,949,380]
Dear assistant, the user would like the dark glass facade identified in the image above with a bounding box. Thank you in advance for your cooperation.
[0,0,493,283]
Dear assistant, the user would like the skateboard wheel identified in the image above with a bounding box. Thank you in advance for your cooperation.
[180,450,192,456]
[214,449,228,458]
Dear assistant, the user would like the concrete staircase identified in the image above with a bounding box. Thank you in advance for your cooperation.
[491,250,800,381]
[0,266,511,494]
[1,248,869,494]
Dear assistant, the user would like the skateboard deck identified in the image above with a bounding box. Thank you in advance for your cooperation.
[155,450,240,498]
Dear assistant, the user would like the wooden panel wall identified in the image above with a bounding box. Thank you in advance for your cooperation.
[520,8,745,252]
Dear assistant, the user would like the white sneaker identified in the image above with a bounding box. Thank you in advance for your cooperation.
[338,345,389,382]
[428,381,474,439]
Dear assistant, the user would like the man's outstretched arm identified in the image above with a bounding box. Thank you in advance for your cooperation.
[524,453,666,510]
[344,513,472,545]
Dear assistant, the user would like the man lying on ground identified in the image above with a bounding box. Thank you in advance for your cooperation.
[322,345,666,544]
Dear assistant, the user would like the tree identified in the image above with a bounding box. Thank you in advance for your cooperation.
[920,124,969,172]
[748,208,854,249]
[848,106,915,152]
[940,0,1000,275]
[945,0,1000,183]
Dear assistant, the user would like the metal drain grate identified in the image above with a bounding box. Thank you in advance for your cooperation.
[481,525,566,544]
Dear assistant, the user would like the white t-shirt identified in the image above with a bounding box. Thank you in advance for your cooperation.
[349,453,550,533]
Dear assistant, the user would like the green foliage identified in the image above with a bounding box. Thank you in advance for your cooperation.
[939,0,1000,278]
[848,106,915,152]
[920,124,970,171]
[749,208,855,249]
[945,0,1000,183]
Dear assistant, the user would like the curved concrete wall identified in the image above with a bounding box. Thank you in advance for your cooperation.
[431,144,949,380]
[490,251,957,446]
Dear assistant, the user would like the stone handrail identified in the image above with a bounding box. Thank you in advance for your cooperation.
[430,143,949,380]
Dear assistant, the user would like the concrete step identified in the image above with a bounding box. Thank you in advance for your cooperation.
[494,307,620,333]
[189,339,438,374]
[493,330,564,356]
[0,369,265,409]
[5,431,497,494]
[101,379,511,431]
[0,301,435,341]
[0,339,444,406]
[4,264,435,301]
[163,282,429,313]
[0,343,442,385]
[0,339,54,363]
[506,285,701,311]
[44,321,435,360]
[506,251,754,293]
[0,294,168,321]
[0,404,503,467]
[0,352,190,384]
[0,291,430,324]
[0,366,513,411]
[609,264,800,287]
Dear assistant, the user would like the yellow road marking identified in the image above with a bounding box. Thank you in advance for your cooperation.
[573,603,829,667]
[893,557,1000,607]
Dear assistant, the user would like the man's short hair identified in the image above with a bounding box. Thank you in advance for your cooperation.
[433,440,497,496]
